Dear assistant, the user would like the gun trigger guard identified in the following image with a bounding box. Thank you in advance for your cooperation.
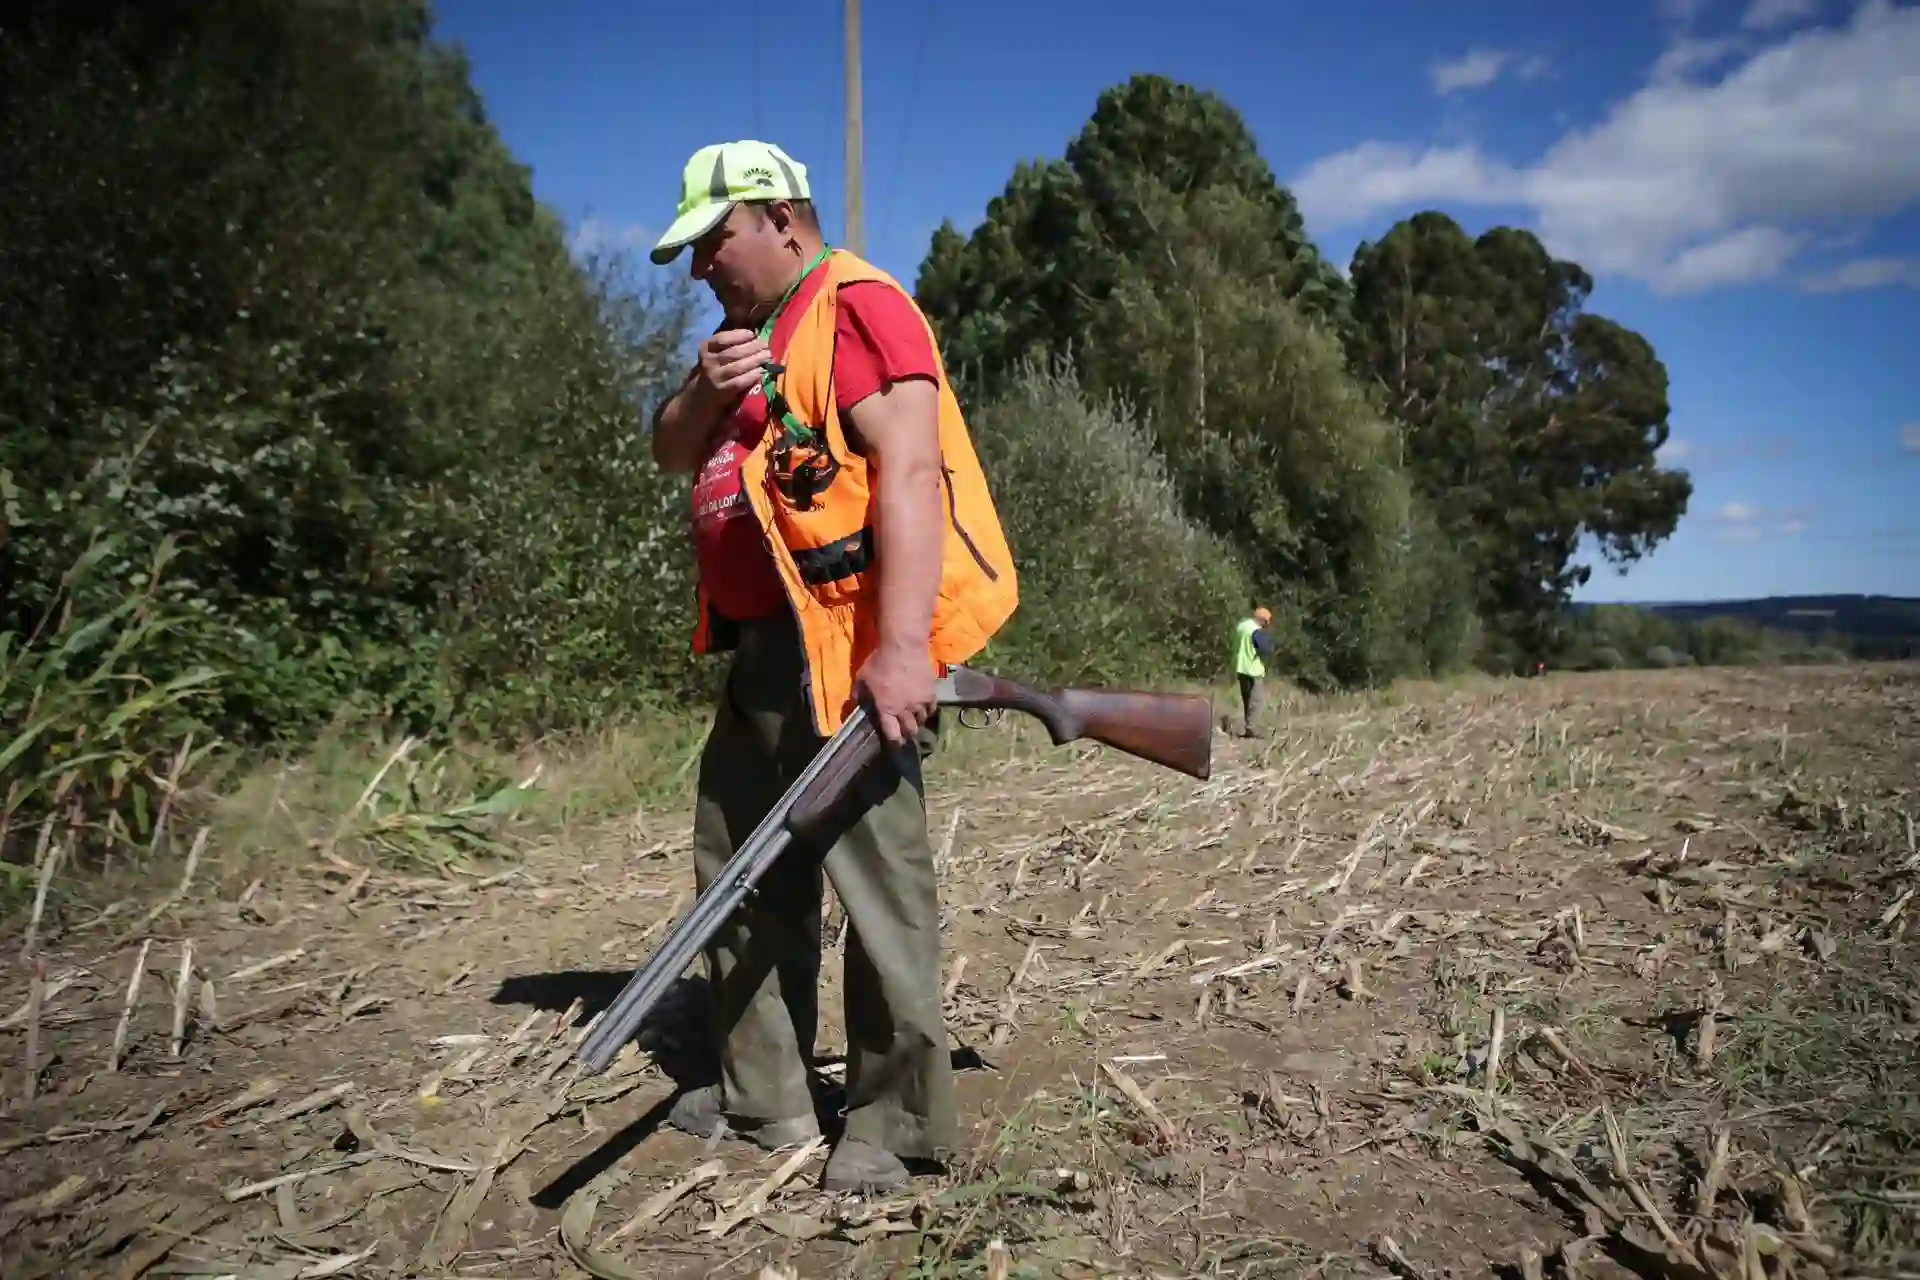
[957,707,1003,730]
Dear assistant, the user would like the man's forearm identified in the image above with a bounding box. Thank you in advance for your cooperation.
[871,450,944,656]
[651,379,725,473]
[850,381,945,659]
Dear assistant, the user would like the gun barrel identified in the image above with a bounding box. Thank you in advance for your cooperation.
[572,703,879,1073]
[573,824,793,1072]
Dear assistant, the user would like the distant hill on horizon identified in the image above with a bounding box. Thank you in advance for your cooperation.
[1573,593,1920,659]
[1582,592,1919,610]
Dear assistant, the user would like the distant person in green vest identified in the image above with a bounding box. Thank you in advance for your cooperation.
[1232,606,1275,738]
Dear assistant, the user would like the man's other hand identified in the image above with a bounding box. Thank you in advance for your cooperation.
[855,641,937,745]
[650,328,774,472]
[693,329,772,407]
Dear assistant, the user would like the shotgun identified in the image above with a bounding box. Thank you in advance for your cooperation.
[571,663,1213,1074]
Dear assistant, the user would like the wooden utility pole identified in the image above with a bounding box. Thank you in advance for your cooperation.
[843,0,864,256]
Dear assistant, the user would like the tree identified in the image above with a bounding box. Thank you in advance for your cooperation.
[916,75,1470,687]
[962,358,1255,688]
[914,160,1101,395]
[916,74,1348,399]
[1344,212,1692,667]
[0,0,701,743]
[1062,75,1348,336]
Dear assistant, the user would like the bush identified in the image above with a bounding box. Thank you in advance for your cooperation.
[416,254,705,737]
[965,358,1256,688]
[1,534,222,862]
[0,0,701,751]
[1379,496,1483,679]
[1554,605,1837,672]
[1076,202,1440,689]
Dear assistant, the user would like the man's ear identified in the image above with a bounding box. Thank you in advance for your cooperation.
[766,200,795,234]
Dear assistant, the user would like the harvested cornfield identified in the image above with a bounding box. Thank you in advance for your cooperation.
[3,664,1916,1279]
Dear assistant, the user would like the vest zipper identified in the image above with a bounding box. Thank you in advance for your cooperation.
[943,466,999,582]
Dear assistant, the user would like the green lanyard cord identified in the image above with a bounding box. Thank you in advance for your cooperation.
[757,245,834,448]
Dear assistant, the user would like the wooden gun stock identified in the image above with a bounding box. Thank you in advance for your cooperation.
[940,666,1213,781]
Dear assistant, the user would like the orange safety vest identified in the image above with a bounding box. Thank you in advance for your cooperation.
[690,250,1020,735]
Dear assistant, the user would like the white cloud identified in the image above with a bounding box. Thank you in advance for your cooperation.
[1650,35,1748,82]
[1798,255,1920,292]
[1429,48,1553,96]
[1660,226,1804,292]
[1432,49,1510,94]
[1658,435,1795,467]
[1701,500,1815,542]
[568,218,651,256]
[1649,0,1815,83]
[1291,143,1520,228]
[1292,0,1920,294]
[1901,422,1920,454]
[1743,0,1819,30]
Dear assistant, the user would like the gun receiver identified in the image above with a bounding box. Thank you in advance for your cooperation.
[571,665,1211,1074]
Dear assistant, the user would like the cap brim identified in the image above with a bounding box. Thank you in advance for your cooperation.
[649,202,733,265]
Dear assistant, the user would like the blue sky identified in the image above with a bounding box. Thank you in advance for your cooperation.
[430,0,1919,603]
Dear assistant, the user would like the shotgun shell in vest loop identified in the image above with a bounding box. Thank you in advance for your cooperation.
[692,249,1020,737]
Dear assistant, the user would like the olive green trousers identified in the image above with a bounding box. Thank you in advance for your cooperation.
[690,614,956,1161]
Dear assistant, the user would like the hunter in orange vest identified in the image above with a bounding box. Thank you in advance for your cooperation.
[688,246,1019,738]
[645,139,1017,1195]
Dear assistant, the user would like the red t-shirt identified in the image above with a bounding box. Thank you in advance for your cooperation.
[689,264,939,622]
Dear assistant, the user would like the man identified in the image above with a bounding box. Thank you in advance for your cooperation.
[1232,606,1275,737]
[644,140,1019,1194]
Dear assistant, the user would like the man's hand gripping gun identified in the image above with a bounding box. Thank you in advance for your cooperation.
[571,664,1214,1074]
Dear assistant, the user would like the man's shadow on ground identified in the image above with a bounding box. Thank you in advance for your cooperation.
[489,969,992,1209]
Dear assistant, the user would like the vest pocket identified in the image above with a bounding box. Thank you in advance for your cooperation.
[792,527,872,586]
[769,439,840,512]
[762,427,870,606]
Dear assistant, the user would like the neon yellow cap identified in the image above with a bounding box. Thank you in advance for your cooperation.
[650,139,812,265]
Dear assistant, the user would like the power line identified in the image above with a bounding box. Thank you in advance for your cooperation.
[877,0,938,252]
[823,0,838,244]
[751,0,762,135]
